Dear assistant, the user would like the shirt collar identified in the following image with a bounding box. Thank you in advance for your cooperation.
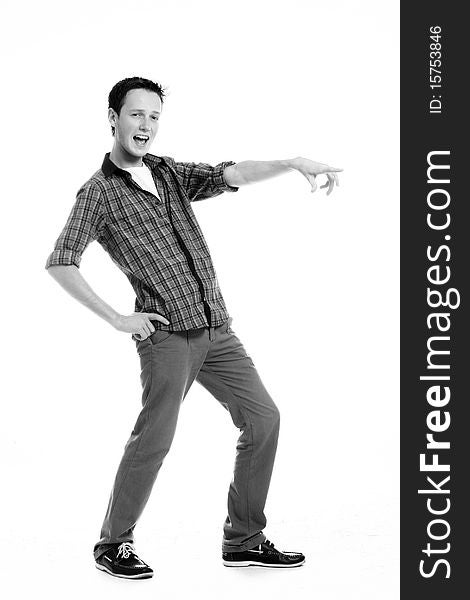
[101,152,162,178]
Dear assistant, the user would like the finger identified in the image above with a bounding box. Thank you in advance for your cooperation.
[308,174,317,193]
[320,173,331,190]
[328,174,334,195]
[147,312,170,325]
[318,165,343,175]
[333,172,340,186]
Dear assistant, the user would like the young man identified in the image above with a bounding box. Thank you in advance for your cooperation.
[45,76,341,580]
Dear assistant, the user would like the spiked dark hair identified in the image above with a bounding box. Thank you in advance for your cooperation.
[108,76,166,135]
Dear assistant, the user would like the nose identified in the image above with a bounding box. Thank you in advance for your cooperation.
[139,117,151,131]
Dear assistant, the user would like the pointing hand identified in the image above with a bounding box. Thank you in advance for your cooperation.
[292,157,343,196]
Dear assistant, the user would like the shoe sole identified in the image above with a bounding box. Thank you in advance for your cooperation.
[223,559,305,568]
[95,562,153,579]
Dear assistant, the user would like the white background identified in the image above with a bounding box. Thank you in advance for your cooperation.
[1,1,399,598]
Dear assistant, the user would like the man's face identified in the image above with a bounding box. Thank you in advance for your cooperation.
[109,88,162,158]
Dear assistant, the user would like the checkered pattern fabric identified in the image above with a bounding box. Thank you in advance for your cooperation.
[45,153,239,331]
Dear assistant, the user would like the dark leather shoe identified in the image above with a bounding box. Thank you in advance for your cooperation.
[95,542,153,579]
[223,539,305,568]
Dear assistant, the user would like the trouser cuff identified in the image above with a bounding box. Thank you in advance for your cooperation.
[222,531,266,553]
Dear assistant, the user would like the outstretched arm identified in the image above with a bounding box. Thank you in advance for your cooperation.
[223,157,342,195]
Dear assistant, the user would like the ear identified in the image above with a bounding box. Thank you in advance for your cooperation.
[108,107,117,128]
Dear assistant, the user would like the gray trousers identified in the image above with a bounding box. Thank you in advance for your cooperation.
[93,318,280,560]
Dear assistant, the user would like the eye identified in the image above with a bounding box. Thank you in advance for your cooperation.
[151,115,159,120]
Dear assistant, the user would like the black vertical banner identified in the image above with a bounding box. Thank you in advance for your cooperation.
[401,2,469,597]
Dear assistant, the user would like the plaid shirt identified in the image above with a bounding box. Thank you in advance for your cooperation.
[45,152,239,332]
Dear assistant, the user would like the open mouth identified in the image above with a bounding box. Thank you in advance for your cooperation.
[133,135,149,147]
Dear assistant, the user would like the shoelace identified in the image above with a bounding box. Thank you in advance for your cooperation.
[262,540,279,554]
[264,539,302,558]
[117,542,135,560]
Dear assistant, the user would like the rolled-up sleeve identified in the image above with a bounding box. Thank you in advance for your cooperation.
[169,158,239,202]
[45,183,105,269]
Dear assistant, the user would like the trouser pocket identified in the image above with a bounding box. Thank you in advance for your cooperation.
[135,329,174,355]
[148,330,174,345]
